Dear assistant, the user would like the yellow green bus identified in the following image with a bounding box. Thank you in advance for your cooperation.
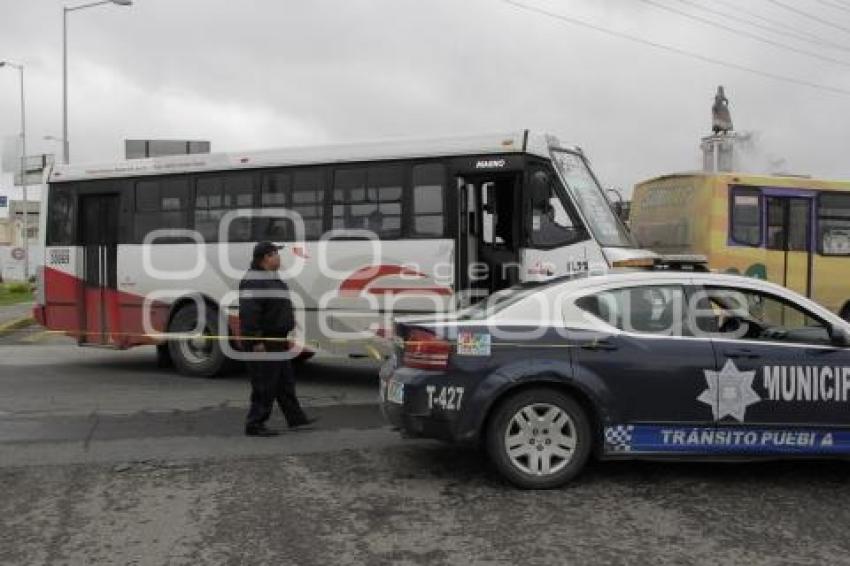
[630,172,850,318]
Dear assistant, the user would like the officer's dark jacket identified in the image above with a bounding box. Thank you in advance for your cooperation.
[238,267,295,340]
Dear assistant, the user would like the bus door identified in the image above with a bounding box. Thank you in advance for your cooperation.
[79,194,120,345]
[765,195,813,297]
[453,172,522,306]
[455,176,477,308]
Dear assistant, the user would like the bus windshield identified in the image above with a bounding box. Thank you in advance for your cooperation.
[550,149,633,248]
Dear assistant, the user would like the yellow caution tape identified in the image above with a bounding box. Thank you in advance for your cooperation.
[32,328,590,350]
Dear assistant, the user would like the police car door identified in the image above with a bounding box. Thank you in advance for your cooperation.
[699,285,850,436]
[571,282,717,447]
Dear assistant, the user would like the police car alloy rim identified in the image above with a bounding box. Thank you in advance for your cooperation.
[504,403,576,476]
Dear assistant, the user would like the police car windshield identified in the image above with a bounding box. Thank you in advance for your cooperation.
[457,273,589,320]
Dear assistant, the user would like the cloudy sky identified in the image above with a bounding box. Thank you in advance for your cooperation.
[1,0,849,198]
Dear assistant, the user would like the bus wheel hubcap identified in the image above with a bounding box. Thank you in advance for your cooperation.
[504,403,576,476]
[179,328,213,363]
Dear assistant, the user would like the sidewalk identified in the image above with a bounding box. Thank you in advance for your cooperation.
[0,301,34,332]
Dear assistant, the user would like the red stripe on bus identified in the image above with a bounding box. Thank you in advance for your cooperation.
[338,264,426,293]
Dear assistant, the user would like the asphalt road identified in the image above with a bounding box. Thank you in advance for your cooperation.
[2,328,850,565]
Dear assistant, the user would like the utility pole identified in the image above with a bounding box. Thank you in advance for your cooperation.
[63,0,134,164]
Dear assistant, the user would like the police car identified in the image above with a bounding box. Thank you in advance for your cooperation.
[379,271,850,489]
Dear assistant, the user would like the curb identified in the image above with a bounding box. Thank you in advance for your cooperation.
[0,316,35,336]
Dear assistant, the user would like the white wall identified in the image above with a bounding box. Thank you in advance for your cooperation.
[0,240,42,281]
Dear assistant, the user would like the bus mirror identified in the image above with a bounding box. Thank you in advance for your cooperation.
[606,188,628,222]
[611,201,623,218]
[529,171,550,207]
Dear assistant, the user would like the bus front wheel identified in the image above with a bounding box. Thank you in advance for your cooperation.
[167,304,228,378]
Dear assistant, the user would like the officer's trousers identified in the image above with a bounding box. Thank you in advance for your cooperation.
[245,354,307,429]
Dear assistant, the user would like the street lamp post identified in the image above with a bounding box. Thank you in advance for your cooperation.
[0,61,29,280]
[62,0,133,164]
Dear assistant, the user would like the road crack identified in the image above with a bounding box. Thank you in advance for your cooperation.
[82,411,100,451]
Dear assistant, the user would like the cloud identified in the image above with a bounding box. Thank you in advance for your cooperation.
[0,0,847,196]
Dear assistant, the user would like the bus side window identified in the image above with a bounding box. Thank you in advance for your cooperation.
[729,189,761,246]
[194,177,225,243]
[527,168,587,248]
[332,166,404,238]
[332,168,367,232]
[133,177,189,243]
[411,163,446,238]
[366,166,403,239]
[292,169,325,240]
[223,174,254,242]
[48,186,75,245]
[818,193,850,256]
[259,171,293,241]
[766,198,809,252]
[193,174,254,243]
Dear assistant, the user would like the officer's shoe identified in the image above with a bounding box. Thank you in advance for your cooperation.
[289,416,319,430]
[245,425,280,437]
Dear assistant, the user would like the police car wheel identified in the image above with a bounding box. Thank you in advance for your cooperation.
[486,388,591,489]
[167,305,227,378]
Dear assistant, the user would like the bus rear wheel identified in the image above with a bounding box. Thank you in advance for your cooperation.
[167,304,229,378]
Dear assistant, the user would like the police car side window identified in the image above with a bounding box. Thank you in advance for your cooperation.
[576,285,685,335]
[700,287,832,346]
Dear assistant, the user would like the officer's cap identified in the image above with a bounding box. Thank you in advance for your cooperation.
[252,241,284,259]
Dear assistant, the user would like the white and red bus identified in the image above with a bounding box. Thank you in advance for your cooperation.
[34,130,656,376]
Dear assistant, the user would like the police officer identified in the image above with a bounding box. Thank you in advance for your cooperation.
[240,241,316,436]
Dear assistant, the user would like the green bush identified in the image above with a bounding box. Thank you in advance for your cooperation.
[5,282,31,294]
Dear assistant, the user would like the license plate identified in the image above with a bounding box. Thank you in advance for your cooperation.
[386,380,404,405]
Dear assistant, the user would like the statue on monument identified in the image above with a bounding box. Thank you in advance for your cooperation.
[712,85,733,135]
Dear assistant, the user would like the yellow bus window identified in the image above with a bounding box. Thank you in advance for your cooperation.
[818,193,850,256]
[730,189,761,246]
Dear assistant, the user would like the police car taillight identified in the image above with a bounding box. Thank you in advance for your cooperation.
[402,328,450,370]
